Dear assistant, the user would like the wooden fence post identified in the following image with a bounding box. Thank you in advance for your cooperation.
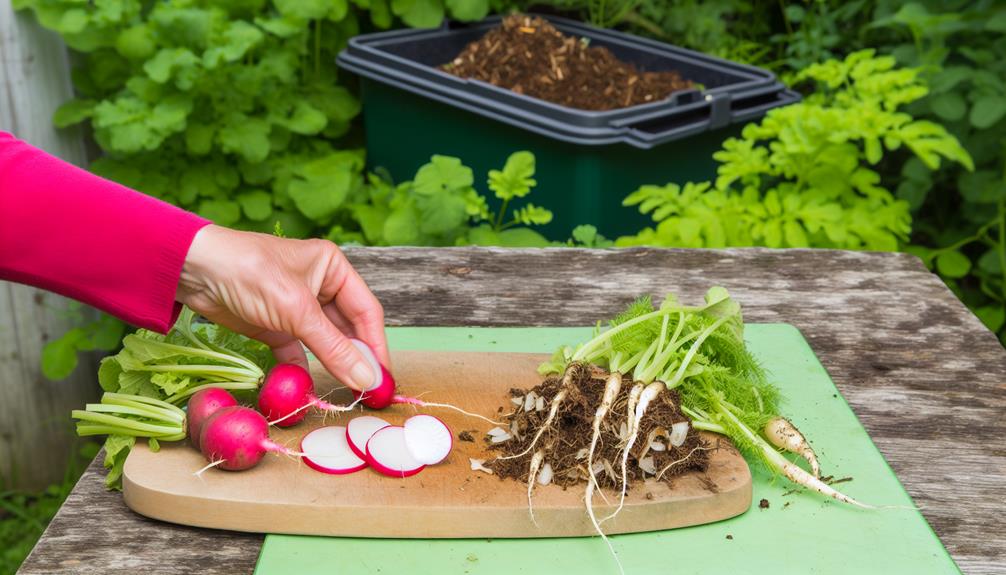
[0,1,102,490]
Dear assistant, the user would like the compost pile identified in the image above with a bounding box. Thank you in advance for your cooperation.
[488,363,709,489]
[442,14,694,110]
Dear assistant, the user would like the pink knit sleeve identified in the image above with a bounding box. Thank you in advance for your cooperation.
[0,132,211,333]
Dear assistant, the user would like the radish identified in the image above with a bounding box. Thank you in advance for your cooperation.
[364,426,426,478]
[403,414,453,465]
[300,426,368,475]
[764,416,821,477]
[186,388,238,450]
[199,406,301,471]
[349,339,501,425]
[258,363,361,427]
[346,415,391,459]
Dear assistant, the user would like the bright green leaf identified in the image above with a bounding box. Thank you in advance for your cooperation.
[935,250,971,279]
[53,99,96,128]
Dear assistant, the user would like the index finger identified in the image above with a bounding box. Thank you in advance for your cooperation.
[329,266,390,368]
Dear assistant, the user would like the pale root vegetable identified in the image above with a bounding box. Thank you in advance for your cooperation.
[186,388,238,450]
[346,415,392,459]
[258,364,360,427]
[199,406,300,471]
[498,365,580,461]
[608,381,664,522]
[526,450,544,525]
[349,340,500,425]
[764,416,821,477]
[584,373,622,543]
[365,425,426,477]
[300,426,368,475]
[403,414,453,465]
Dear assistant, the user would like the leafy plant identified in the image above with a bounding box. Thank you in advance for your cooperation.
[617,50,973,250]
[40,304,124,381]
[348,151,554,246]
[866,1,1006,339]
[1,442,99,575]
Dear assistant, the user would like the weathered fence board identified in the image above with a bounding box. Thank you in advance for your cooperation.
[0,1,101,490]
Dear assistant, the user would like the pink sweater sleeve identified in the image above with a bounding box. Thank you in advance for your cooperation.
[0,132,210,333]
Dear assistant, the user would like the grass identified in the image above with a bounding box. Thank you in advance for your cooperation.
[0,442,98,575]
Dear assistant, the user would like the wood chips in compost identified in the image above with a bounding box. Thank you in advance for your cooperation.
[442,14,695,111]
[487,363,710,491]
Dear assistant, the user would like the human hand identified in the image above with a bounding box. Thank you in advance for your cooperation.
[176,225,389,391]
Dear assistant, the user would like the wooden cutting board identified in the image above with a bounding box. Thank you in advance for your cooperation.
[122,351,751,538]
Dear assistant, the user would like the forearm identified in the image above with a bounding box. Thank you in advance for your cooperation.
[0,132,210,332]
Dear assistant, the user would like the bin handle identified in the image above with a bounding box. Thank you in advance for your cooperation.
[616,92,732,147]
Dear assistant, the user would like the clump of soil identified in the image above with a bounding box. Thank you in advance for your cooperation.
[442,14,694,111]
[487,363,709,491]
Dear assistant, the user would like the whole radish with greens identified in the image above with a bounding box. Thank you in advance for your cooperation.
[73,390,302,474]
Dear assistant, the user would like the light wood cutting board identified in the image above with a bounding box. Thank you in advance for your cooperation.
[122,351,751,538]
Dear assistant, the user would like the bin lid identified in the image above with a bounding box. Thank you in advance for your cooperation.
[337,15,800,149]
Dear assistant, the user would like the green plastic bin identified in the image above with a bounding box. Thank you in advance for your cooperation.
[338,16,800,239]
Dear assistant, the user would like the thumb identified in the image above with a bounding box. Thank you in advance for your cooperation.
[292,302,376,392]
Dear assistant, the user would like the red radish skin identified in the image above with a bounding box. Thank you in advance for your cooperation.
[186,388,238,450]
[403,414,453,466]
[300,426,368,475]
[346,416,391,459]
[365,426,425,478]
[258,363,361,426]
[199,406,297,471]
[348,339,500,425]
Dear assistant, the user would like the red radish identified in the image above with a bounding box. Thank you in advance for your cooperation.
[349,339,396,409]
[186,388,238,450]
[349,339,500,425]
[403,414,453,465]
[199,406,300,471]
[364,426,425,478]
[300,426,368,475]
[346,415,391,459]
[258,363,360,426]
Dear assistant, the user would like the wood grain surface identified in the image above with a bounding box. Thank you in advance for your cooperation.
[19,247,1006,575]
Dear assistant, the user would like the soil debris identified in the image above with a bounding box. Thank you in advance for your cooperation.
[759,498,770,509]
[486,362,709,491]
[459,430,476,442]
[442,14,694,111]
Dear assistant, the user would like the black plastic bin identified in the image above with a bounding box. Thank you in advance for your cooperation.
[338,15,800,239]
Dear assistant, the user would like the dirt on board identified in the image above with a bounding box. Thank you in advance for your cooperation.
[487,362,710,490]
[442,14,694,111]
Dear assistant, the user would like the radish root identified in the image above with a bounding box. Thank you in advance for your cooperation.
[394,396,503,426]
[527,450,544,526]
[607,381,663,522]
[764,416,820,477]
[193,458,226,478]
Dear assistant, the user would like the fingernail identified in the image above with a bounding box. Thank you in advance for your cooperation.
[351,361,376,391]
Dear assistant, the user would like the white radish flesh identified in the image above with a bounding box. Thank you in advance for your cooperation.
[346,416,391,459]
[403,414,452,465]
[536,462,553,486]
[365,426,426,478]
[487,426,509,438]
[669,421,690,447]
[470,458,493,474]
[300,426,367,475]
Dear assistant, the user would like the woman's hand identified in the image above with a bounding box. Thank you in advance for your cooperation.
[176,225,388,391]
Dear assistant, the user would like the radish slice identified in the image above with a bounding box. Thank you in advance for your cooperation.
[346,415,391,459]
[403,414,453,465]
[300,426,368,475]
[365,426,425,478]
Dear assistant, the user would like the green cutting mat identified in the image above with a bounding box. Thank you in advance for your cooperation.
[254,325,959,575]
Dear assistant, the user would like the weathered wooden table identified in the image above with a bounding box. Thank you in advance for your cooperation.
[18,247,1006,574]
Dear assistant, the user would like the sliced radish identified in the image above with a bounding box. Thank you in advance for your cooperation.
[365,426,425,478]
[346,415,391,459]
[403,414,453,465]
[300,426,368,475]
